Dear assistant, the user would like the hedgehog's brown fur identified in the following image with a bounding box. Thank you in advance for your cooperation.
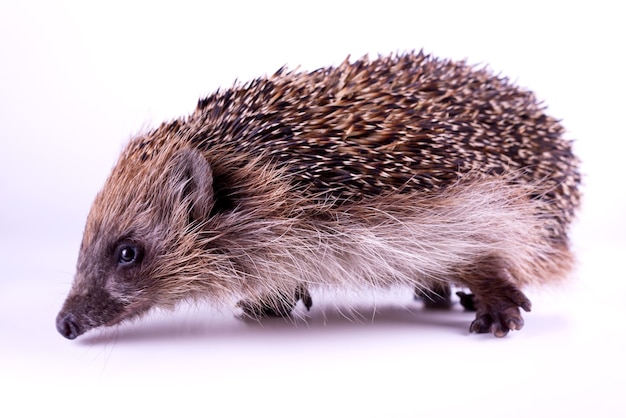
[56,51,580,339]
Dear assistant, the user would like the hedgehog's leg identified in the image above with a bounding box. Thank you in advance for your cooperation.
[461,261,532,337]
[295,284,313,311]
[455,291,478,311]
[238,284,312,319]
[414,282,452,309]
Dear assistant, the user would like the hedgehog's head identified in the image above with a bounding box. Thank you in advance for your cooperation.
[56,145,216,339]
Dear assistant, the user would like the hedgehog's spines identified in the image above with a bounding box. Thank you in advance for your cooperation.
[131,51,579,241]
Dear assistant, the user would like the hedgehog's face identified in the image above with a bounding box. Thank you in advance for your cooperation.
[56,148,215,339]
[55,219,165,340]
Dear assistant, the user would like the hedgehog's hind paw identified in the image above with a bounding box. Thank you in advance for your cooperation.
[469,290,532,338]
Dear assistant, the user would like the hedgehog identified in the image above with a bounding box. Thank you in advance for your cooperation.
[55,51,580,340]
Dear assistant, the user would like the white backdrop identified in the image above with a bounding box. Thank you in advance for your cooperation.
[1,1,624,416]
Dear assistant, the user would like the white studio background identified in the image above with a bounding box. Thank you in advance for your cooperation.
[0,1,624,417]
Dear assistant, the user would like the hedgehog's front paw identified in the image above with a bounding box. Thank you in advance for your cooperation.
[469,291,532,337]
[237,297,294,319]
[237,285,313,319]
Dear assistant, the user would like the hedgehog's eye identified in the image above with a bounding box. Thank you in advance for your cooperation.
[119,247,136,263]
[116,244,143,266]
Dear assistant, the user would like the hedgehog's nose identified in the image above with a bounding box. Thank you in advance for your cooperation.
[56,312,81,340]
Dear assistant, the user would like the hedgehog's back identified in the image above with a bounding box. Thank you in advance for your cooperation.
[186,52,577,221]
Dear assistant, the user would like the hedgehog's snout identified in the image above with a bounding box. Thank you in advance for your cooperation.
[56,312,83,340]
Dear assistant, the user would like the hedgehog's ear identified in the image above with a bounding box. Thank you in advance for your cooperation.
[170,148,214,223]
